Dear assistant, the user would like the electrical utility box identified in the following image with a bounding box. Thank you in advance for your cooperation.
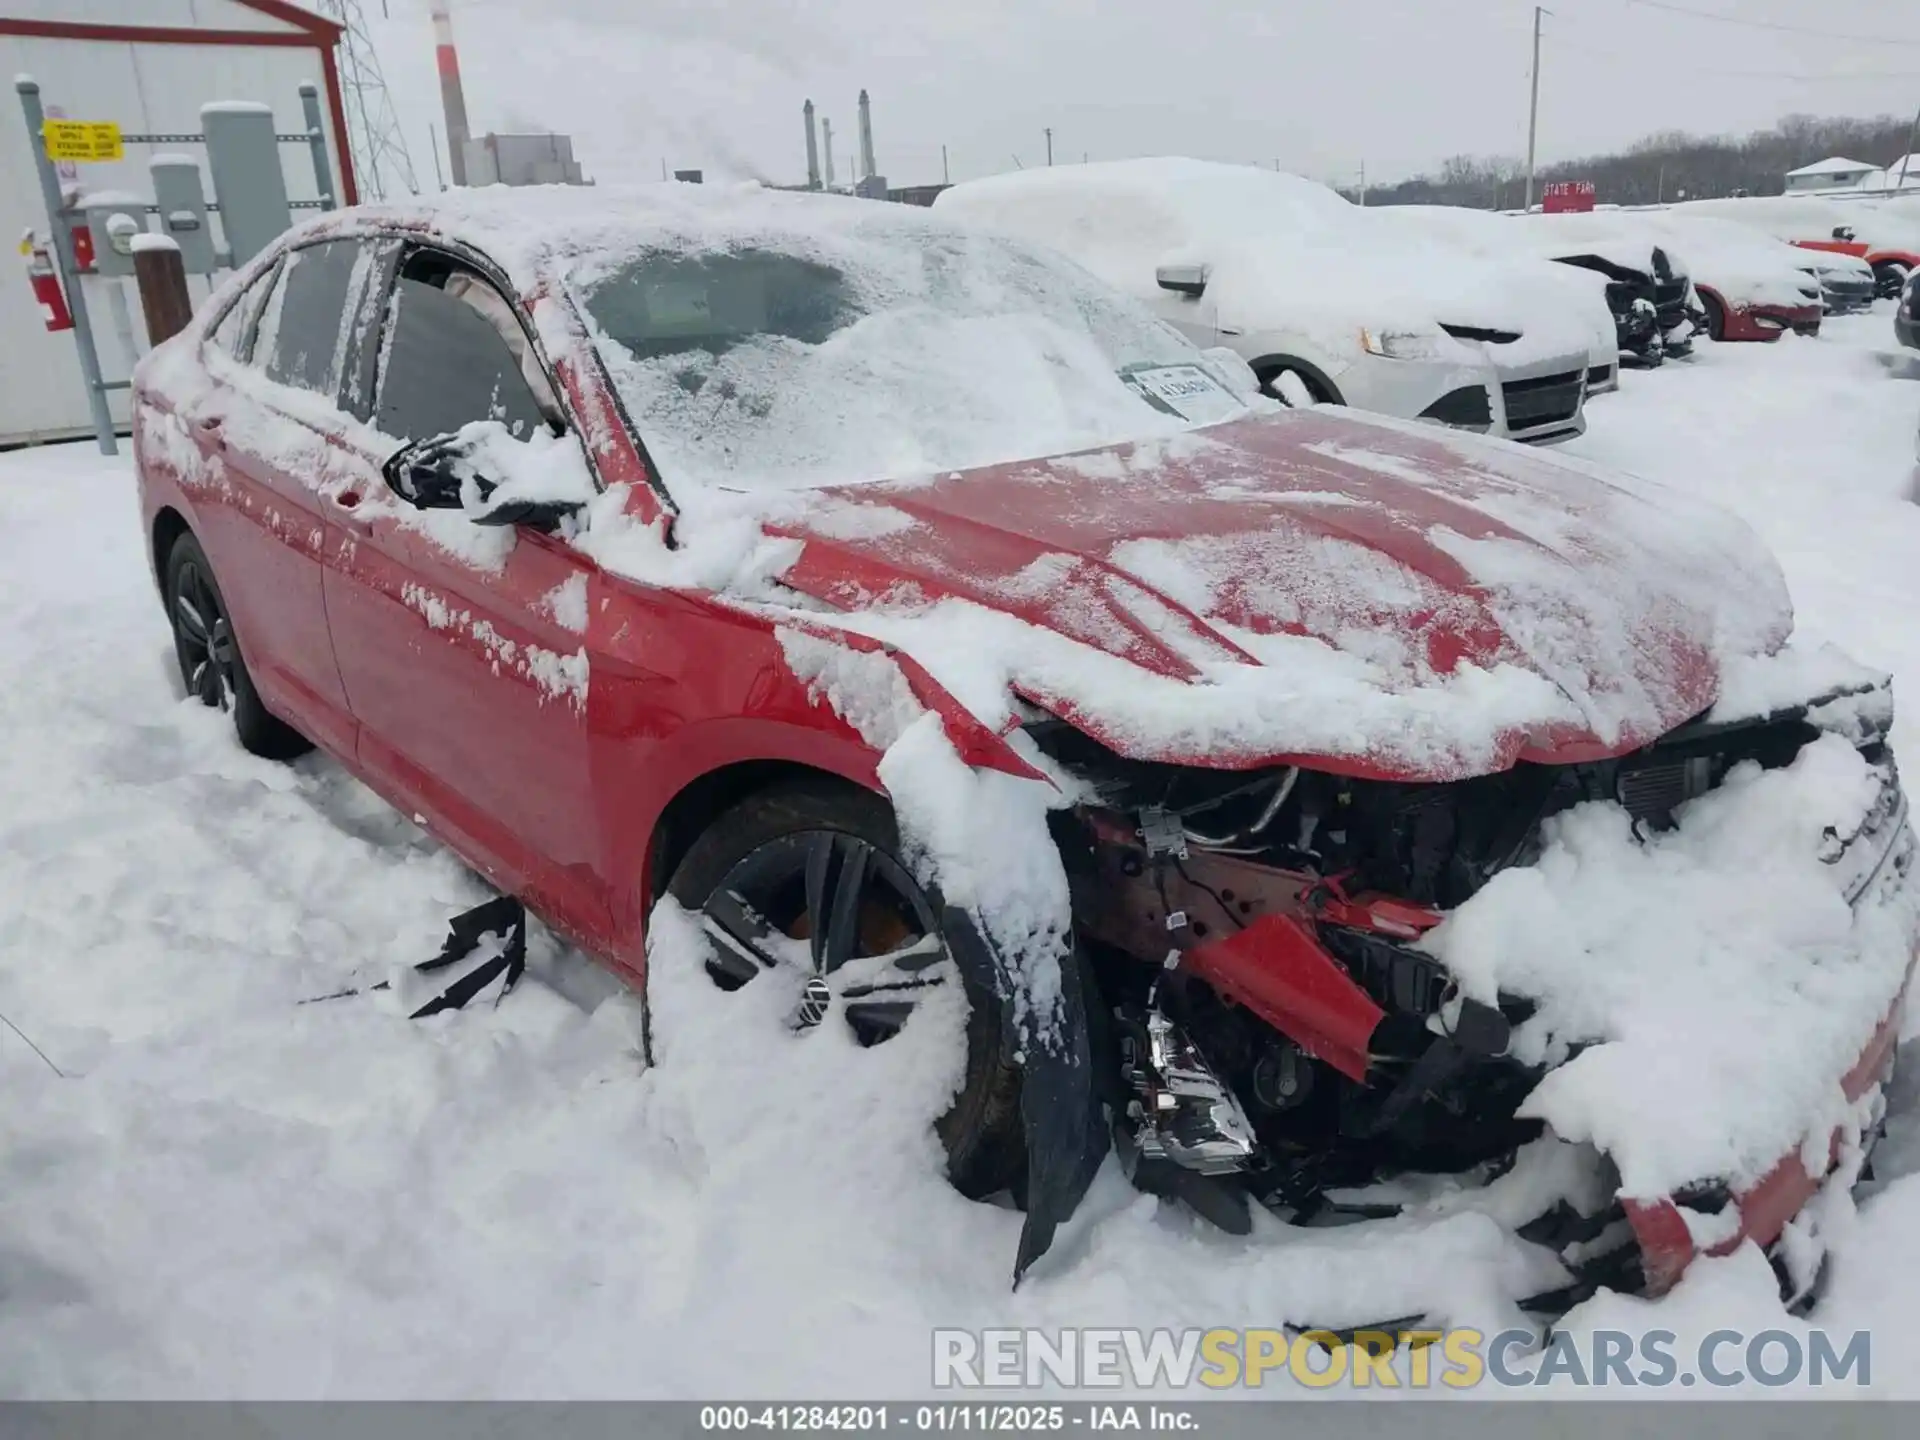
[81,194,149,278]
[201,102,291,267]
[149,157,218,275]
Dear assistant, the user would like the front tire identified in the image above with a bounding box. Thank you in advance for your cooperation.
[664,781,1025,1199]
[1259,365,1335,408]
[1698,292,1726,342]
[163,532,311,760]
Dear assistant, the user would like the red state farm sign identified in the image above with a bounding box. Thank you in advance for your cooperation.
[1543,180,1596,213]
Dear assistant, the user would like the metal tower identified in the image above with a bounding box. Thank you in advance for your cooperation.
[312,0,419,200]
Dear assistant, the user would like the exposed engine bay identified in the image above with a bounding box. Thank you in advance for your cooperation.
[1025,682,1905,1292]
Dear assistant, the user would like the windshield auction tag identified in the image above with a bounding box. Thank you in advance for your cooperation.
[1126,364,1244,425]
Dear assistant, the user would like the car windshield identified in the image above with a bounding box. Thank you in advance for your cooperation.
[569,213,1250,494]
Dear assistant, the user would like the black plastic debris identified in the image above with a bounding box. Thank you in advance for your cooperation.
[299,895,527,1018]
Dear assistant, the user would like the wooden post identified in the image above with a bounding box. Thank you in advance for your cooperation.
[132,236,193,348]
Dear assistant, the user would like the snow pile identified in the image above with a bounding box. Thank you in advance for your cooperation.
[1427,732,1915,1198]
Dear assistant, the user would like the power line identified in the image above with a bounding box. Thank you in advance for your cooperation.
[1622,0,1920,48]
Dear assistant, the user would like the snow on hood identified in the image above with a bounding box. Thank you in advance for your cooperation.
[1365,207,1618,360]
[936,159,1595,364]
[1512,214,1674,277]
[722,405,1795,782]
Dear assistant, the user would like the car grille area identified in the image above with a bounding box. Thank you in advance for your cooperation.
[1419,386,1493,429]
[1616,755,1713,829]
[1502,369,1584,430]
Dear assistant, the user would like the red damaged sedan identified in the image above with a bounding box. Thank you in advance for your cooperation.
[132,185,1915,1315]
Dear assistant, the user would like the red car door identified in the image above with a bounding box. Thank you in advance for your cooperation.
[184,241,367,760]
[319,244,610,945]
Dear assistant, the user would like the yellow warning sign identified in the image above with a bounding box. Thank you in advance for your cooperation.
[41,121,123,163]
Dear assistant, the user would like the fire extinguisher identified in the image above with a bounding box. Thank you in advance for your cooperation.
[20,229,75,333]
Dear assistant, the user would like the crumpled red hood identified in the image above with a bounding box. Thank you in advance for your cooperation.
[767,408,1793,780]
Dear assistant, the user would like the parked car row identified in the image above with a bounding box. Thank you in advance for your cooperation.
[935,160,1603,443]
[1673,195,1920,300]
[932,160,1894,449]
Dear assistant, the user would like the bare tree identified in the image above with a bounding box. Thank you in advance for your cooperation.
[1346,113,1916,209]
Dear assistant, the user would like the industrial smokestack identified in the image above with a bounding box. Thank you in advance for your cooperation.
[857,88,876,181]
[430,1,472,186]
[822,117,836,190]
[803,99,821,190]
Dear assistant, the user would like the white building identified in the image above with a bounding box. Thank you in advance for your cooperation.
[1784,156,1880,194]
[463,132,587,188]
[1,2,354,447]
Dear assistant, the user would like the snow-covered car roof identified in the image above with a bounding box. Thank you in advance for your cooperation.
[1512,212,1681,278]
[1672,195,1920,254]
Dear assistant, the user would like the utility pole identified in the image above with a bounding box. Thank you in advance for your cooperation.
[1524,6,1545,213]
[942,143,950,185]
[1358,160,1367,206]
[1045,127,1053,166]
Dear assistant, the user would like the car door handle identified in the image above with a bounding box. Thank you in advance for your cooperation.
[335,489,362,510]
[196,413,227,451]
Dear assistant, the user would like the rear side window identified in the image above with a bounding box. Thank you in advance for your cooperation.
[251,239,362,398]
[373,263,552,442]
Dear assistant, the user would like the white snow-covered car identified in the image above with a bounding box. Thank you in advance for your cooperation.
[937,158,1596,444]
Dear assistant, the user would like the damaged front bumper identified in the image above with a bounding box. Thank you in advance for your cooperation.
[1626,771,1914,1301]
[1007,667,1915,1304]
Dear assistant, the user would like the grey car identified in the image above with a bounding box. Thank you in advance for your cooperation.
[1898,269,1918,350]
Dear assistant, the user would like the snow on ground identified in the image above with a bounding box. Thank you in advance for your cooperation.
[2,313,1920,1398]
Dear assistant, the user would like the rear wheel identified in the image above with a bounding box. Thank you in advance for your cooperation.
[664,782,1025,1198]
[1874,262,1910,301]
[163,532,311,760]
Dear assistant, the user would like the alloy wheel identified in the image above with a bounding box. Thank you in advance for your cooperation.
[696,829,953,1045]
[171,558,236,711]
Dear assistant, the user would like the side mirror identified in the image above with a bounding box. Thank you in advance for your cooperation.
[1155,262,1209,298]
[382,432,583,534]
[383,434,472,511]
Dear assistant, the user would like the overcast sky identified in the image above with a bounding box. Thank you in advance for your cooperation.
[365,0,1920,195]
